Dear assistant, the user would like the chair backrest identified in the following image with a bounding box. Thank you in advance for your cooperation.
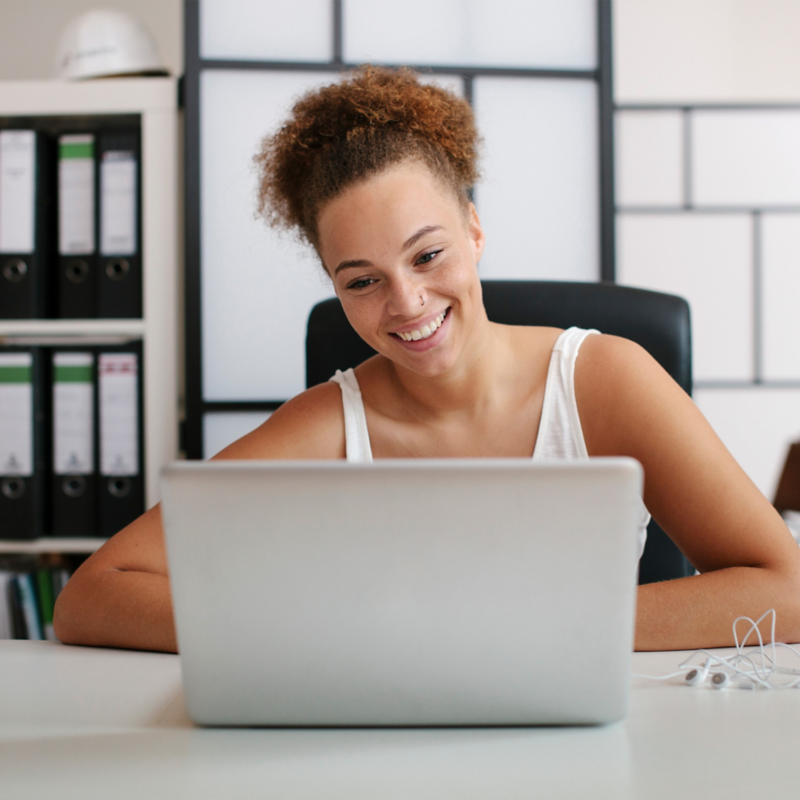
[306,280,693,584]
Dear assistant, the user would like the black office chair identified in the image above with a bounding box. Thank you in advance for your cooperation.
[306,280,693,585]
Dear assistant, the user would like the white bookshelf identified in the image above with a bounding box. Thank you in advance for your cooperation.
[0,538,103,555]
[0,77,181,555]
[0,319,146,337]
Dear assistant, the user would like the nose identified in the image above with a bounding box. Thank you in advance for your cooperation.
[386,273,426,318]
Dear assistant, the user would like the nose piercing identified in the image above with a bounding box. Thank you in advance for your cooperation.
[420,295,425,307]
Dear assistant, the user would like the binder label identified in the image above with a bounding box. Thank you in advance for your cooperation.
[0,131,36,254]
[59,134,96,255]
[0,353,33,476]
[100,150,137,256]
[99,353,138,476]
[53,352,94,475]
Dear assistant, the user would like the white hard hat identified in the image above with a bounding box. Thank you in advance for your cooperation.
[56,8,168,80]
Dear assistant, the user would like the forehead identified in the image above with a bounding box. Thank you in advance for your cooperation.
[317,162,463,262]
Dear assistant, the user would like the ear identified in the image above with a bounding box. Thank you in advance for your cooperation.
[466,202,486,264]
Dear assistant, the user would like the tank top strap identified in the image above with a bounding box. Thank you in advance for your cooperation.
[329,368,374,463]
[532,327,599,460]
[533,327,650,559]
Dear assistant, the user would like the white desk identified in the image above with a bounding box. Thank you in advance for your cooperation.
[1,642,798,799]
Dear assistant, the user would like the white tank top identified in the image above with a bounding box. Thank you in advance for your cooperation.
[330,327,649,557]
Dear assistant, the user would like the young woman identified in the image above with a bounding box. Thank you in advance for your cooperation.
[54,67,800,653]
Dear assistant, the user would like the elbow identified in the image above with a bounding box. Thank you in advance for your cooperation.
[52,569,104,647]
[767,558,800,645]
[783,568,800,644]
[52,578,84,645]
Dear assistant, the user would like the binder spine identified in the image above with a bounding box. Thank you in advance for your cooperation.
[57,134,97,319]
[97,343,144,537]
[0,572,11,639]
[0,348,46,539]
[15,572,43,640]
[0,130,56,319]
[51,351,96,537]
[98,129,141,319]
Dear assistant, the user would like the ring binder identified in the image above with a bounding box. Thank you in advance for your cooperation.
[0,347,46,539]
[98,129,141,319]
[51,350,96,537]
[97,343,144,536]
[57,133,97,319]
[0,130,56,319]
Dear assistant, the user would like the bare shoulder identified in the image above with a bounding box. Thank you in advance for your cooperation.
[504,324,564,363]
[576,331,660,383]
[214,381,345,460]
[506,323,563,346]
[576,331,676,391]
[574,333,693,456]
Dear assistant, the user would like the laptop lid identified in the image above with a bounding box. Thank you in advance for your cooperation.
[161,458,642,726]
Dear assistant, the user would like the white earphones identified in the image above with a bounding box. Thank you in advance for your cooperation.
[636,609,800,691]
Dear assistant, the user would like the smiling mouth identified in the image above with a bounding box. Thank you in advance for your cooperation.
[393,309,449,341]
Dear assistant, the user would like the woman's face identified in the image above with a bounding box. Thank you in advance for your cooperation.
[317,161,486,378]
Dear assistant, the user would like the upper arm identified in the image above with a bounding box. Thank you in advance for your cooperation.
[211,381,346,460]
[574,334,799,575]
[74,381,346,577]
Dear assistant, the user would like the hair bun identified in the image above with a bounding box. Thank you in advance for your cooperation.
[255,66,480,249]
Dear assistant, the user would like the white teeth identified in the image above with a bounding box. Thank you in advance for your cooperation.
[397,311,447,342]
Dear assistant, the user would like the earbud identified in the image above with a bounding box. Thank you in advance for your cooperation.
[685,660,712,685]
[710,672,730,689]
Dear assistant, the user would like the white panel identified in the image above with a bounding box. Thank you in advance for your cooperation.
[200,0,332,62]
[201,70,337,401]
[203,411,273,460]
[417,73,465,97]
[473,78,598,281]
[617,214,753,381]
[615,110,683,207]
[761,214,800,380]
[344,0,596,69]
[615,0,800,104]
[695,388,800,499]
[693,111,800,206]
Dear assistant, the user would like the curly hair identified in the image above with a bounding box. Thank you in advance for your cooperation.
[254,66,481,250]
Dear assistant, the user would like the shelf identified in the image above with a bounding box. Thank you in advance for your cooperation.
[0,538,106,555]
[0,77,177,116]
[0,319,146,339]
[1,76,180,514]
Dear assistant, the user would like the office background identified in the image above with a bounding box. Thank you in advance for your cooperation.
[0,0,798,501]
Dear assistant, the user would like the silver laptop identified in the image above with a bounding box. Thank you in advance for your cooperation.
[161,458,642,727]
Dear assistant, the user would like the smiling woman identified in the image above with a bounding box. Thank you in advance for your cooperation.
[53,66,800,654]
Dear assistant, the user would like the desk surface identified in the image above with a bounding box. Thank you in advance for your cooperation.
[1,641,799,800]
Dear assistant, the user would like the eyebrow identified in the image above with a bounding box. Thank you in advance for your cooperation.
[403,225,443,252]
[333,225,444,276]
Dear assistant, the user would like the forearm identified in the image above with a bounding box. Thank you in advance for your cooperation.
[635,565,800,651]
[53,568,177,653]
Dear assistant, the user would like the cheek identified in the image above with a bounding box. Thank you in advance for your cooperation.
[438,256,479,301]
[338,298,381,344]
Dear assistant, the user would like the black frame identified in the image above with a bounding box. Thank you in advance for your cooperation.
[183,0,617,458]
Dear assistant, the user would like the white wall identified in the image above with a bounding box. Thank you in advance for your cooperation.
[0,0,182,80]
[614,0,800,498]
[615,0,800,104]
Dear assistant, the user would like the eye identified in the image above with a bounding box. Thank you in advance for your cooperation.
[346,277,375,290]
[416,249,442,266]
